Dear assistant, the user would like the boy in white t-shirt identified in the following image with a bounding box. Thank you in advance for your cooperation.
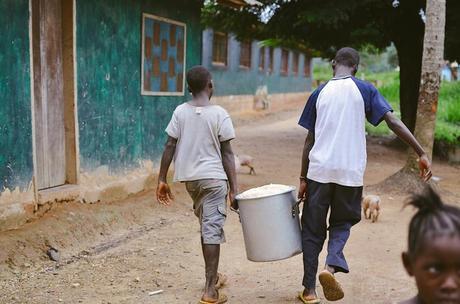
[297,47,432,303]
[157,66,237,304]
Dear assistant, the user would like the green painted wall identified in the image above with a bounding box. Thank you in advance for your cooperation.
[76,0,202,172]
[0,0,33,190]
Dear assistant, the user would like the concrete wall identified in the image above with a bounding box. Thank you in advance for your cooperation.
[0,0,33,191]
[0,0,203,231]
[202,28,312,96]
[76,0,202,173]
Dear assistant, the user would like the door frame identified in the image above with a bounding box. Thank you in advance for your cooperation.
[29,0,79,189]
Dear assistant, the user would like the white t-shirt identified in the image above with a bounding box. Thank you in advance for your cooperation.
[298,76,392,187]
[165,102,235,182]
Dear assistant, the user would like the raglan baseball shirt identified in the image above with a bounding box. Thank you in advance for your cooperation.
[298,76,393,187]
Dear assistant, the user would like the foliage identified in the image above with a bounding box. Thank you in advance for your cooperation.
[350,71,460,146]
[313,46,400,85]
[312,61,459,145]
[437,81,460,124]
[203,0,460,133]
[203,0,459,60]
[435,121,460,144]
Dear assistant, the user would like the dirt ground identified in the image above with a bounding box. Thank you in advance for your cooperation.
[0,109,459,304]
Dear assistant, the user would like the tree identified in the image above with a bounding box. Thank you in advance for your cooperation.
[405,0,446,173]
[202,0,460,132]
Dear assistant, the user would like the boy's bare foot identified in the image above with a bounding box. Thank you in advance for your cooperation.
[319,269,344,301]
[201,289,218,302]
[200,290,228,304]
[326,265,335,273]
[299,288,320,304]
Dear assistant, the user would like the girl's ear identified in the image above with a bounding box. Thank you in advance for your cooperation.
[402,252,414,276]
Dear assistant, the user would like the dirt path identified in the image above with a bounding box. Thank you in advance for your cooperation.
[1,109,459,304]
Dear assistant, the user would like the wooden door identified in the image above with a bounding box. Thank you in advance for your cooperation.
[32,0,66,189]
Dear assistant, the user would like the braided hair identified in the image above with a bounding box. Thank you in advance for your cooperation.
[405,186,460,259]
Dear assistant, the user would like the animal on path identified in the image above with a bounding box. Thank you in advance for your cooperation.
[234,154,256,175]
[362,194,381,223]
[253,85,270,110]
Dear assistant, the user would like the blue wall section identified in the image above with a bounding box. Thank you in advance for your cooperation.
[76,0,202,172]
[202,28,312,96]
[0,0,33,190]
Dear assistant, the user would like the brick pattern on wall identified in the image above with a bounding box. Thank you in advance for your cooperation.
[143,15,185,94]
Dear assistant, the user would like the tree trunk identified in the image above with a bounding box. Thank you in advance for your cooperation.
[405,0,446,172]
[394,39,423,133]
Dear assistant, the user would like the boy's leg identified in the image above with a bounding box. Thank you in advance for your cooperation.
[186,179,228,301]
[326,184,362,273]
[301,180,332,295]
[201,240,220,300]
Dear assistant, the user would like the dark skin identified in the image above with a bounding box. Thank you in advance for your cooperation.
[401,236,460,304]
[156,79,238,302]
[299,62,432,300]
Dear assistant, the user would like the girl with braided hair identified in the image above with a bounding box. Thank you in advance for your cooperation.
[400,186,460,304]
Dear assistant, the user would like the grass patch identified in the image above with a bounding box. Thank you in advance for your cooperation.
[438,82,460,124]
[435,121,460,144]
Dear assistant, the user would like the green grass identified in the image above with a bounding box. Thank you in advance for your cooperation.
[435,121,460,144]
[312,64,331,83]
[438,82,460,124]
[313,67,460,146]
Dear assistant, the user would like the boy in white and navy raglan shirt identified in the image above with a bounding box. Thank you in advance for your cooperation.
[297,47,432,303]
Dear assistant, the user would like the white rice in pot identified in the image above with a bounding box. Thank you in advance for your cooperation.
[237,184,294,199]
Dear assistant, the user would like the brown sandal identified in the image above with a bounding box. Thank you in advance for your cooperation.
[198,291,228,304]
[319,270,344,301]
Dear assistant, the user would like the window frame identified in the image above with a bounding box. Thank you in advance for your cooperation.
[280,49,289,76]
[304,56,311,77]
[292,52,299,76]
[141,13,187,96]
[258,46,265,71]
[212,32,228,67]
[268,47,274,74]
[239,40,252,69]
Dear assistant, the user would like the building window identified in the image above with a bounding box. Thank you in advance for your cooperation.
[268,47,274,73]
[259,46,265,71]
[212,32,228,66]
[292,52,299,76]
[304,56,311,77]
[142,13,186,96]
[281,49,289,76]
[240,40,251,68]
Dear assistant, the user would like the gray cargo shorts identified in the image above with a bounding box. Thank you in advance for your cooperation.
[185,179,228,245]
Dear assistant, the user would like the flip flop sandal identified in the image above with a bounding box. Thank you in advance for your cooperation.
[215,273,227,289]
[198,292,228,304]
[318,270,344,301]
[298,291,321,303]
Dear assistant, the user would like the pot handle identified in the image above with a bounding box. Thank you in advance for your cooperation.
[230,206,241,223]
[292,199,303,218]
[230,206,239,215]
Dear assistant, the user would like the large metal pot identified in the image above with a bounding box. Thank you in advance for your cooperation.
[235,186,302,262]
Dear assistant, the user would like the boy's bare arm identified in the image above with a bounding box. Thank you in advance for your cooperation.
[383,112,432,181]
[298,130,315,200]
[157,136,177,205]
[221,140,238,209]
